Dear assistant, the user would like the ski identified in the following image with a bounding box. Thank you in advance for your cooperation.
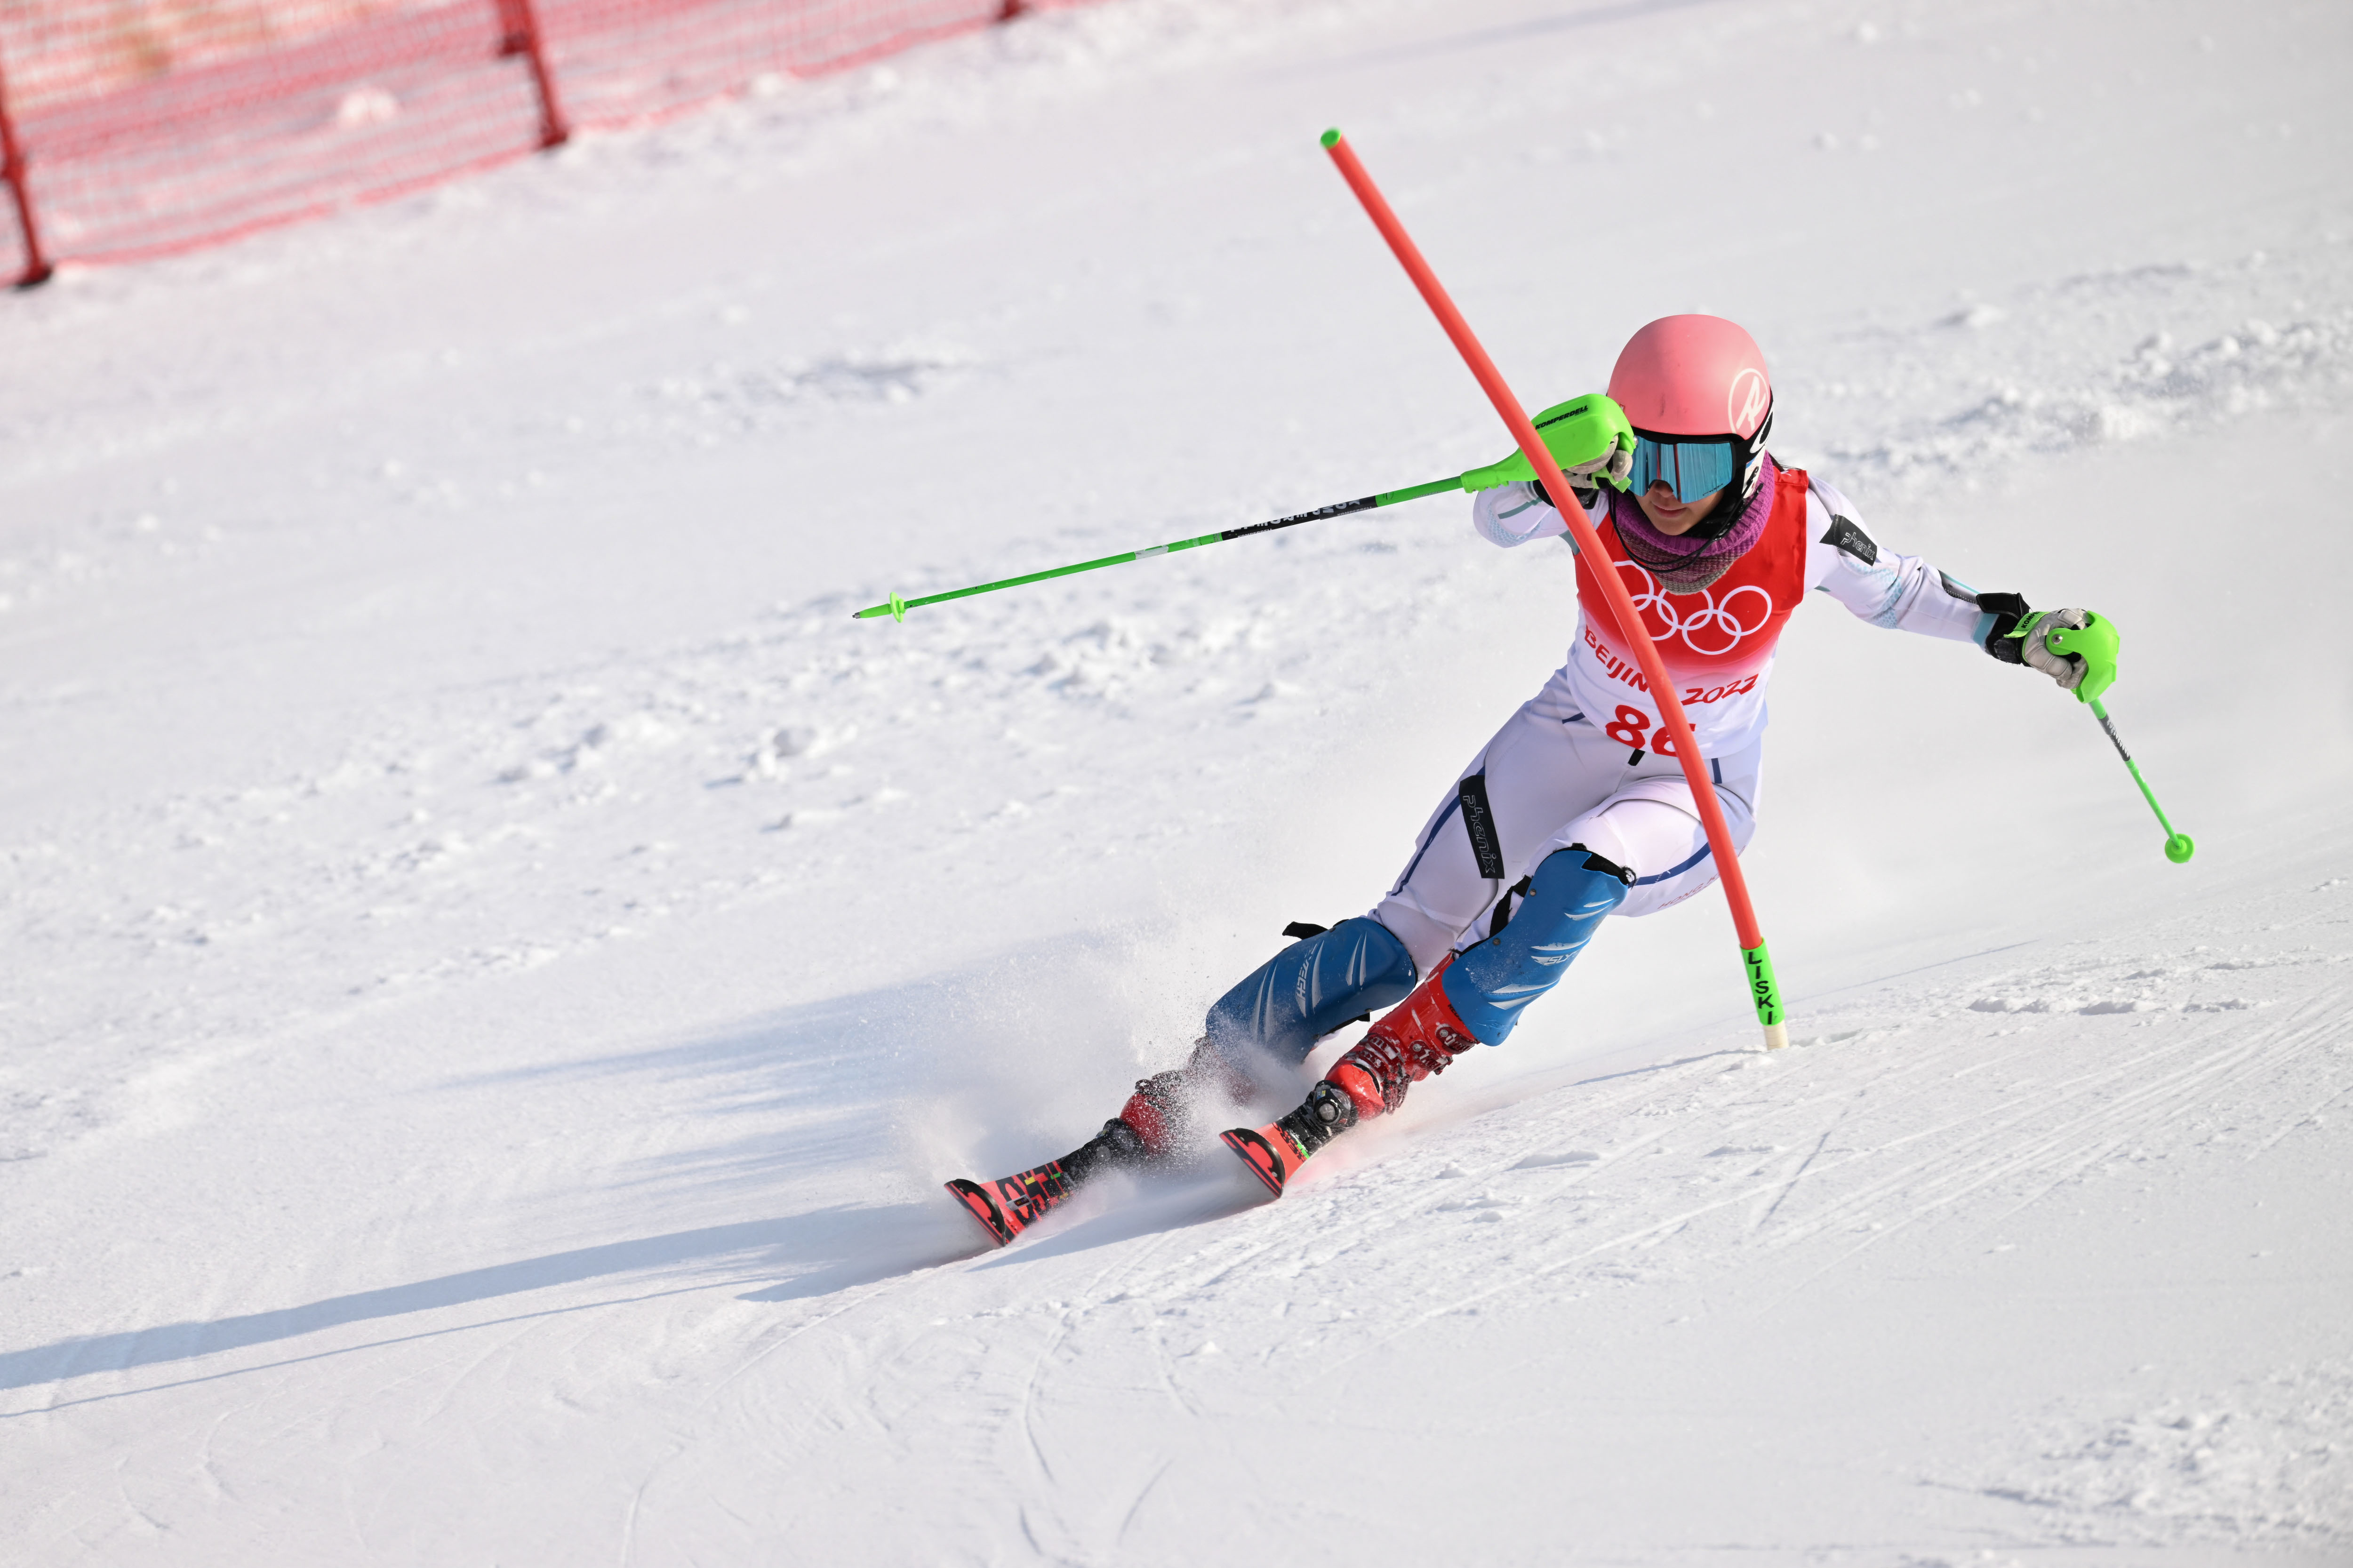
[950,1083,1319,1243]
[1220,1120,1312,1198]
[943,1154,1089,1247]
[946,1113,1168,1245]
[944,1117,1154,1245]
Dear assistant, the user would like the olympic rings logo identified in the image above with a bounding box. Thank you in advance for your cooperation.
[1613,559,1775,656]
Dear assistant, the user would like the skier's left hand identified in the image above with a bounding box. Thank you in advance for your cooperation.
[2013,608,2120,702]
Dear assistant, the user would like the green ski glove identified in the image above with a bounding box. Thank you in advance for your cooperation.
[1460,393,1636,494]
[1998,606,2119,703]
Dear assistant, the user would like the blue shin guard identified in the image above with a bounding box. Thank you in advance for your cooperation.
[1440,846,1633,1046]
[1203,916,1417,1066]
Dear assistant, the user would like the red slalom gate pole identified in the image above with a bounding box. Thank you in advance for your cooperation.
[0,52,52,289]
[1319,128,1789,1049]
[499,0,570,149]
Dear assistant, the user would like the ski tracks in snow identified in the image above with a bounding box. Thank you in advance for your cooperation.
[13,872,2342,1561]
[737,869,2353,1554]
[1346,932,2345,1346]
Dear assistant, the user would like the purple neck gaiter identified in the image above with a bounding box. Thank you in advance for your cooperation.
[1607,455,1779,594]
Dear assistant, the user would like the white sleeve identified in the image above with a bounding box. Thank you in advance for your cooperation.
[1470,481,1601,550]
[1803,477,1985,643]
[1471,481,1565,547]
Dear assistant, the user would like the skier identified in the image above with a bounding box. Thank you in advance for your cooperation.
[951,314,2117,1237]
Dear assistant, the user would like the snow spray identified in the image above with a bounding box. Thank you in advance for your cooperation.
[1317,127,1791,1049]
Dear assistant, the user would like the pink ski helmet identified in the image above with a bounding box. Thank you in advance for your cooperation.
[1608,314,1775,512]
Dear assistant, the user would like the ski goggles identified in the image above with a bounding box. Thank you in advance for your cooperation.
[1627,432,1740,503]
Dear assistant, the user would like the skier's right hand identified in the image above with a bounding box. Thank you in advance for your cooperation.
[1984,601,2120,703]
[2018,607,2119,702]
[1460,393,1635,494]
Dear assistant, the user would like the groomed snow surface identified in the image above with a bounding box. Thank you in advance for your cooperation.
[5,0,2351,1560]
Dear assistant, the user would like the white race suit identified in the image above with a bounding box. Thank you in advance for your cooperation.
[1368,462,1990,976]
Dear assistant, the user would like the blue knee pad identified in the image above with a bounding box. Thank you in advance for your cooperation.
[1203,916,1417,1066]
[1441,846,1633,1046]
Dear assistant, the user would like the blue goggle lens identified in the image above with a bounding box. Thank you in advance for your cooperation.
[1629,436,1738,503]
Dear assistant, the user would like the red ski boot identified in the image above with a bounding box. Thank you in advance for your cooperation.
[1114,1037,1259,1163]
[945,1039,1259,1246]
[1222,954,1480,1197]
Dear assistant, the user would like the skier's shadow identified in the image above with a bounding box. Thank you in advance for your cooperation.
[0,1202,992,1401]
[0,956,1070,1401]
[0,934,1204,1403]
[735,1203,996,1301]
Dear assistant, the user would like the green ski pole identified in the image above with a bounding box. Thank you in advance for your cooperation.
[2088,698,2195,864]
[2029,612,2193,864]
[850,474,1463,621]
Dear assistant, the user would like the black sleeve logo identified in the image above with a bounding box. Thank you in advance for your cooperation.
[1821,513,1878,565]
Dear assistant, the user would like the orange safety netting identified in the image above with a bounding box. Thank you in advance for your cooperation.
[0,0,1083,283]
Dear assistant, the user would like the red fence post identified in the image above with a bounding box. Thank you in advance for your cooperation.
[498,0,571,149]
[0,51,53,288]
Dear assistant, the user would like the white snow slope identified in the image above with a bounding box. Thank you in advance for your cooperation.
[5,0,2352,1561]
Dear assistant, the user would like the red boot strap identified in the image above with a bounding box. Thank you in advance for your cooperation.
[1367,956,1480,1073]
[1415,953,1482,1053]
[1332,955,1482,1116]
[1333,1036,1413,1114]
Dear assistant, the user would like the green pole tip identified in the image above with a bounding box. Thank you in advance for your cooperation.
[1320,128,1342,148]
[2165,833,2195,864]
